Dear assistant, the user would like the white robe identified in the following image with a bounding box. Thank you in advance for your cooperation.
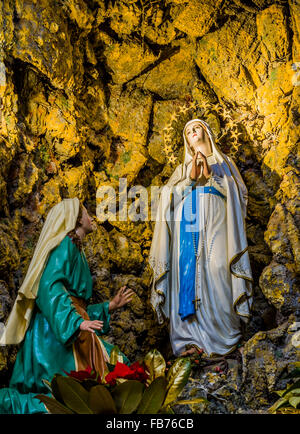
[169,174,242,357]
[149,118,253,359]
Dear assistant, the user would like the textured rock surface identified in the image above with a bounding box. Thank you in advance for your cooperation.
[0,0,299,412]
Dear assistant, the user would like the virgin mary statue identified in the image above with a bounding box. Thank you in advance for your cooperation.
[149,118,253,358]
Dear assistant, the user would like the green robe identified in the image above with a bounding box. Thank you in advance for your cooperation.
[0,235,129,414]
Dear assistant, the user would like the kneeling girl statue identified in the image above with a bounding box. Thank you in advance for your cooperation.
[149,118,253,357]
[0,197,133,413]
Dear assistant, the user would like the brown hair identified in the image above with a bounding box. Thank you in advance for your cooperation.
[66,200,84,250]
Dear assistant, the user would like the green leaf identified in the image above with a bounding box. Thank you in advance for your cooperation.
[268,397,289,413]
[80,379,102,391]
[158,405,175,414]
[88,385,117,414]
[282,379,300,396]
[289,396,300,409]
[277,407,300,414]
[290,388,300,395]
[51,374,65,404]
[163,358,191,406]
[287,368,300,379]
[115,378,128,385]
[274,390,286,397]
[269,377,300,413]
[143,349,166,383]
[41,379,52,394]
[269,387,300,413]
[111,380,145,414]
[56,376,93,414]
[137,377,167,414]
[35,395,74,414]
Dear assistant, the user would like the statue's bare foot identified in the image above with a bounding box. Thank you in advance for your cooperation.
[180,348,197,357]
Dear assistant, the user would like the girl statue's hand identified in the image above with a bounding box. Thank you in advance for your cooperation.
[80,320,103,333]
[109,286,134,312]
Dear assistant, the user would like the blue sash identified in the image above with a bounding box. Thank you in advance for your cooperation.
[178,185,225,320]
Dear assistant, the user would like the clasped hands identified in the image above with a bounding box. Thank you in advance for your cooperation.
[79,286,134,333]
[190,150,211,182]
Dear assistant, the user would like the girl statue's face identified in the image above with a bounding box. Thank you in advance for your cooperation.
[80,206,95,233]
[185,122,205,152]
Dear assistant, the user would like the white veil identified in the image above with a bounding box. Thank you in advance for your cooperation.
[0,198,80,345]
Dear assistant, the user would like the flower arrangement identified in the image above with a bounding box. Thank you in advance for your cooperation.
[35,347,207,414]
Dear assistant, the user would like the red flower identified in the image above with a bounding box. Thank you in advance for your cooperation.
[214,366,223,374]
[196,348,204,355]
[105,361,148,386]
[64,366,101,383]
[128,362,149,383]
[194,359,199,364]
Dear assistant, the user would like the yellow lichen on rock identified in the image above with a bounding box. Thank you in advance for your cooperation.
[242,318,298,408]
[107,0,141,36]
[0,66,18,142]
[61,164,92,200]
[25,91,83,162]
[104,85,151,183]
[108,85,152,145]
[99,32,158,85]
[256,4,289,62]
[12,0,76,90]
[289,0,300,60]
[61,0,95,31]
[173,0,223,38]
[148,99,184,164]
[259,263,288,309]
[138,38,198,99]
[196,12,257,107]
[109,228,144,273]
[37,178,62,216]
[255,61,294,154]
[13,155,39,203]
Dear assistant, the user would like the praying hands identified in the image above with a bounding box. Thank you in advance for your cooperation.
[190,151,211,181]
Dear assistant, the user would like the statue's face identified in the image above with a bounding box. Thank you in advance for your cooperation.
[185,122,205,152]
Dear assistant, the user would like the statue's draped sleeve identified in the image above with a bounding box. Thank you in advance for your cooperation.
[36,240,84,346]
[226,156,248,219]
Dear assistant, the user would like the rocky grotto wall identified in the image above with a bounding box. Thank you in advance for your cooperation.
[0,0,299,413]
